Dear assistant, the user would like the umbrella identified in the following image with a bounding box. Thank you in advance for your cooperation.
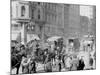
[32,34,40,40]
[27,34,40,43]
[47,36,62,42]
[83,40,92,45]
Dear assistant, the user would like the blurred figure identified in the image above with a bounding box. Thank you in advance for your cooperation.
[21,55,31,74]
[89,54,94,69]
[65,56,72,71]
[77,57,85,70]
[11,67,17,74]
[45,61,52,72]
[71,56,79,71]
[58,61,62,72]
[28,59,36,73]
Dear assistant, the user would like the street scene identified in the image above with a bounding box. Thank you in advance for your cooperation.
[11,0,96,74]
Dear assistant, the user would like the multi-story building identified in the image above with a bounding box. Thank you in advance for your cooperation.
[44,3,81,38]
[11,1,46,44]
[44,3,81,40]
[89,6,96,36]
[11,0,31,44]
[12,1,95,46]
[64,4,80,38]
[44,3,64,37]
[80,6,96,38]
[30,2,46,41]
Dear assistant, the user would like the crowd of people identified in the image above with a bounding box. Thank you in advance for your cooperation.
[11,36,96,74]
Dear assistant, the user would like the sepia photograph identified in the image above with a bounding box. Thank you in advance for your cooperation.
[11,0,96,74]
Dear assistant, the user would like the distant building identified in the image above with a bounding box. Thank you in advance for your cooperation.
[64,4,80,39]
[44,4,81,39]
[89,6,96,36]
[44,3,64,37]
[80,16,89,35]
[80,6,96,37]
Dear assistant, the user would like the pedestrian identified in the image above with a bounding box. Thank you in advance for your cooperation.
[58,62,62,72]
[28,59,36,73]
[71,57,79,71]
[65,56,72,71]
[12,54,22,74]
[35,44,40,56]
[11,67,17,74]
[89,55,94,69]
[77,57,85,70]
[21,55,30,74]
[46,61,52,72]
[33,61,36,73]
[54,57,59,72]
[28,60,33,74]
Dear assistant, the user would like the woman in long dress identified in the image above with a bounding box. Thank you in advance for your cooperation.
[65,56,72,71]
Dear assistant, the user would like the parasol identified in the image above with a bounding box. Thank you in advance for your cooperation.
[27,34,40,43]
[47,36,62,42]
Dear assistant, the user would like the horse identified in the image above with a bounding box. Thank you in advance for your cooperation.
[11,53,26,74]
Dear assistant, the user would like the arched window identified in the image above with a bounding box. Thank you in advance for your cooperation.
[21,6,25,17]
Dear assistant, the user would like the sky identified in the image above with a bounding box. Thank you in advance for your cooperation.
[80,5,93,19]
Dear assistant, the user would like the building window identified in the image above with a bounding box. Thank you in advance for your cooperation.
[54,4,56,11]
[50,14,52,23]
[49,3,51,9]
[38,14,40,20]
[53,15,55,22]
[48,3,50,9]
[48,14,50,23]
[47,14,49,22]
[52,4,54,10]
[48,26,50,32]
[32,9,34,19]
[46,3,48,9]
[21,6,25,17]
[13,24,19,30]
[52,15,54,23]
[38,2,40,5]
[38,9,41,20]
[16,5,18,17]
[26,24,30,31]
